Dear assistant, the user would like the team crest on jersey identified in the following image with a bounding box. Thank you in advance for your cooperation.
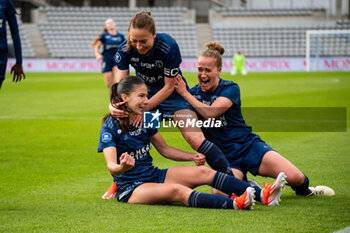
[155,60,163,68]
[211,95,218,103]
[115,52,121,63]
[102,132,112,142]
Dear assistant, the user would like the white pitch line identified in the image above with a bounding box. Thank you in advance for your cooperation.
[334,226,350,233]
[0,116,99,120]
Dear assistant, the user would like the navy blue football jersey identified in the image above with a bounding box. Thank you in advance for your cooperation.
[99,31,125,57]
[115,33,184,91]
[190,79,261,160]
[98,115,160,186]
[114,32,193,115]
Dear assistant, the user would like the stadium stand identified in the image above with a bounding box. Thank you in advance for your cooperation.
[37,6,198,58]
[13,3,349,59]
[211,7,350,57]
[6,18,36,58]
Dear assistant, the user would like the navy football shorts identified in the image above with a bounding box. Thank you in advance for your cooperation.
[101,55,117,73]
[117,168,168,203]
[228,139,274,176]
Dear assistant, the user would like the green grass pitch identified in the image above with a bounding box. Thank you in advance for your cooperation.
[1,71,350,232]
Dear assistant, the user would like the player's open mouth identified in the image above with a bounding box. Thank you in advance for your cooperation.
[201,78,210,84]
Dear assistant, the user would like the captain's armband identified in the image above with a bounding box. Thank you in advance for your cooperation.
[164,67,179,78]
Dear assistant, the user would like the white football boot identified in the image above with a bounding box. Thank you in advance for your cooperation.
[309,186,335,196]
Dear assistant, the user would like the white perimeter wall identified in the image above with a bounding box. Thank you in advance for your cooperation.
[6,57,350,73]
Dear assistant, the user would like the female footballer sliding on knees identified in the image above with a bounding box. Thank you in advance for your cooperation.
[102,11,236,199]
[98,75,286,209]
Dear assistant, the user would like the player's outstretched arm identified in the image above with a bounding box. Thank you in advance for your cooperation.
[115,69,129,83]
[144,76,175,111]
[175,76,232,119]
[150,132,205,166]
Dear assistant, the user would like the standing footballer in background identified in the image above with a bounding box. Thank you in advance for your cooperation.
[92,18,125,88]
[0,0,25,90]
[231,51,247,76]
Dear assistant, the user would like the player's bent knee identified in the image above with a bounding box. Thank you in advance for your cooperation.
[166,184,183,194]
[197,166,214,178]
[168,184,190,201]
[191,166,215,183]
[183,135,203,150]
[287,171,305,186]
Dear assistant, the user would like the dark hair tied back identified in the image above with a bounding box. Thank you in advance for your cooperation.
[102,76,145,133]
[125,10,156,51]
[199,41,225,69]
